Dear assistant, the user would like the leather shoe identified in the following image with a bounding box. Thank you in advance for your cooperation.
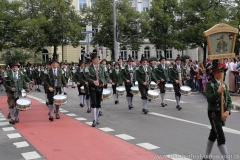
[15,118,19,123]
[128,105,134,110]
[92,120,96,127]
[96,120,100,125]
[144,109,149,114]
[9,119,15,124]
[98,111,103,116]
[87,108,91,113]
[115,101,118,104]
[56,114,60,119]
[7,113,11,119]
[64,92,67,95]
[176,105,182,110]
[49,116,54,121]
[80,103,84,107]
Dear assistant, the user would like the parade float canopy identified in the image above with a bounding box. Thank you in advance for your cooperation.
[203,23,238,60]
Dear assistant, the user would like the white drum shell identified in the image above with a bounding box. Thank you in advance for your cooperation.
[53,95,68,105]
[102,89,112,99]
[80,86,85,93]
[16,98,31,110]
[147,90,159,100]
[130,86,140,95]
[180,86,191,95]
[165,84,174,91]
[116,86,125,95]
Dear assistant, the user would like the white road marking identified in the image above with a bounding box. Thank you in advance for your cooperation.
[231,110,239,113]
[149,112,240,135]
[0,115,5,118]
[13,141,29,148]
[2,127,15,131]
[99,127,115,132]
[136,143,160,150]
[115,134,135,140]
[165,99,186,103]
[165,154,192,160]
[75,117,87,121]
[7,133,22,139]
[59,110,69,113]
[21,151,41,160]
[85,122,93,126]
[0,118,7,121]
[0,122,10,126]
[66,113,77,117]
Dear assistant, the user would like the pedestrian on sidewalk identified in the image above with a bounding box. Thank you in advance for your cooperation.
[203,60,232,160]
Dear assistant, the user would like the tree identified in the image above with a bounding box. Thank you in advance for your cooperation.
[14,0,85,57]
[81,0,149,60]
[179,0,229,62]
[147,0,179,57]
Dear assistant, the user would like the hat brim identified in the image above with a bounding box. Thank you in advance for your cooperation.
[175,58,182,62]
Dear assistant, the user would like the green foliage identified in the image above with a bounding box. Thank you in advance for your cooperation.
[0,49,37,65]
[149,56,158,61]
[181,55,191,63]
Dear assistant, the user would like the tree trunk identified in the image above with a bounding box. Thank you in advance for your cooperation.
[111,48,114,62]
[203,43,207,66]
[53,45,57,58]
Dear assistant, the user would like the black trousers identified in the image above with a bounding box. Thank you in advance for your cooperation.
[208,110,226,145]
[55,87,62,95]
[173,82,181,97]
[47,90,55,105]
[35,78,41,85]
[112,85,117,94]
[104,84,107,89]
[139,84,148,100]
[77,85,85,95]
[89,86,103,108]
[125,83,133,97]
[84,85,90,100]
[158,82,166,93]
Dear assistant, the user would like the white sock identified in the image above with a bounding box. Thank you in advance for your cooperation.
[142,99,147,109]
[126,97,131,105]
[83,95,85,104]
[205,140,214,159]
[79,95,83,104]
[10,109,15,119]
[96,108,100,117]
[175,96,180,105]
[86,99,91,109]
[63,87,66,93]
[116,94,119,100]
[35,85,38,89]
[160,93,165,103]
[92,108,97,121]
[45,94,48,102]
[15,109,19,118]
[218,145,230,160]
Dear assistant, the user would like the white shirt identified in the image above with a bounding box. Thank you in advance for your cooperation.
[128,65,132,70]
[52,68,57,76]
[12,70,18,80]
[215,79,221,85]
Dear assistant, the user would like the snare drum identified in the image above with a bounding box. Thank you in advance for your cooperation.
[116,86,125,95]
[180,86,191,95]
[16,98,31,110]
[130,86,140,95]
[53,95,68,105]
[80,86,85,93]
[150,81,157,89]
[147,90,159,100]
[102,89,112,99]
[165,83,173,91]
[135,81,138,86]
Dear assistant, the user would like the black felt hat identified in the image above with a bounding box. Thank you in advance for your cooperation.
[51,55,59,64]
[140,54,148,63]
[10,60,20,68]
[91,53,98,60]
[175,54,182,62]
[159,55,166,61]
[127,54,134,62]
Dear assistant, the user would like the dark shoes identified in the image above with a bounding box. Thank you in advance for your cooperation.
[87,108,91,113]
[161,103,167,107]
[15,118,19,123]
[80,103,85,107]
[176,105,182,110]
[9,119,15,124]
[64,92,67,95]
[114,100,119,104]
[92,120,96,127]
[56,114,60,119]
[49,116,54,121]
[96,120,100,125]
[98,111,103,116]
[142,109,149,114]
[128,105,134,110]
[148,99,151,102]
[7,113,11,119]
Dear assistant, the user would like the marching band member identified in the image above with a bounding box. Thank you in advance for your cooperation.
[203,60,231,160]
[110,62,124,104]
[169,54,186,110]
[83,59,92,113]
[136,54,159,114]
[3,61,30,124]
[32,64,42,92]
[156,55,169,107]
[44,61,51,106]
[85,53,111,127]
[43,56,68,121]
[101,59,109,89]
[118,56,125,69]
[26,63,34,90]
[70,62,77,88]
[122,55,136,109]
[74,60,86,107]
[62,62,71,95]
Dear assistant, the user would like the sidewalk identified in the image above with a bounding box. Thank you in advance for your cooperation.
[230,95,240,110]
[0,96,167,160]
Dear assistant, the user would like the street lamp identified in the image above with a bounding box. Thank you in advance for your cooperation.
[113,0,117,62]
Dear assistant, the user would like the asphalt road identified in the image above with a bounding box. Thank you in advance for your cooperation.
[0,84,239,160]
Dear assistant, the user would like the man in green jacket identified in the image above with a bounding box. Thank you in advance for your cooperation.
[3,61,30,124]
[169,54,186,110]
[85,53,111,127]
[43,56,68,121]
[155,55,169,107]
[203,60,231,160]
[62,62,71,95]
[136,54,159,114]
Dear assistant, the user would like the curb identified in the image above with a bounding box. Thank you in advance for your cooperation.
[232,102,240,110]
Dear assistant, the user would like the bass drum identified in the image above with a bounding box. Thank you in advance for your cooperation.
[102,89,112,99]
[53,94,68,105]
[16,98,31,110]
[147,90,159,100]
[180,86,191,95]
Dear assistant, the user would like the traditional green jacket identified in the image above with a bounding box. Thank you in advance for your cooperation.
[19,68,31,83]
[85,64,109,86]
[169,64,186,83]
[155,64,169,81]
[122,65,136,82]
[205,78,232,112]
[62,67,71,79]
[136,65,157,86]
[3,70,28,92]
[73,67,85,85]
[110,69,123,86]
[32,68,42,79]
[43,68,67,89]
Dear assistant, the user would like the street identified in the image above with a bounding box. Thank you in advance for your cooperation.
[0,85,239,160]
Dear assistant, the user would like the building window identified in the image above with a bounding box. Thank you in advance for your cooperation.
[78,0,86,12]
[156,50,162,59]
[132,7,136,10]
[132,51,138,60]
[121,50,127,61]
[143,7,148,11]
[166,49,172,59]
[144,46,150,59]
